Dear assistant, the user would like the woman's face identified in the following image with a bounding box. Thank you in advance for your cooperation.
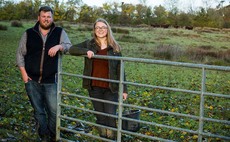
[94,22,108,38]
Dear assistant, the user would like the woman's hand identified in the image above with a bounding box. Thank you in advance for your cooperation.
[123,93,128,100]
[87,50,94,59]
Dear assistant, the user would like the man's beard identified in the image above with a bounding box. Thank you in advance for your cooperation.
[40,21,52,30]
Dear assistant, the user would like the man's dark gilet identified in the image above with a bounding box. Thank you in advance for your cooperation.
[25,27,62,83]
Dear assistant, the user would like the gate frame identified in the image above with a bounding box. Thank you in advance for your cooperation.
[56,54,230,142]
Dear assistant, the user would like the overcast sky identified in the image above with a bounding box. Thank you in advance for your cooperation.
[14,0,230,11]
[83,0,230,11]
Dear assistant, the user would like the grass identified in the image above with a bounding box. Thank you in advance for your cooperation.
[0,21,229,141]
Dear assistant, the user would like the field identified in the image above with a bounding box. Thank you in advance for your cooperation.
[0,21,229,141]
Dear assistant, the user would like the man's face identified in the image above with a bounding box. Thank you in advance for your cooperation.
[38,11,53,30]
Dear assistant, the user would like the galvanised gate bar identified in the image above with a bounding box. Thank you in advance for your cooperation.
[56,54,230,142]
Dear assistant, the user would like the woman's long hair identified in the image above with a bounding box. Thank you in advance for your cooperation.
[93,18,121,52]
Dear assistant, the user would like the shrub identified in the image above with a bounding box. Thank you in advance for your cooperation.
[11,20,23,27]
[77,25,92,31]
[0,24,7,30]
[112,27,129,34]
[117,34,144,43]
[186,45,217,61]
[206,60,227,66]
[56,21,64,27]
[198,45,214,50]
[186,48,205,61]
[220,49,230,63]
[185,46,230,65]
[152,44,184,60]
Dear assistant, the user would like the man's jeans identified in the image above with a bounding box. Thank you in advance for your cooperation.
[88,87,118,128]
[25,80,57,138]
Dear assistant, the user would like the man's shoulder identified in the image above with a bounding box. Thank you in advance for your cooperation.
[53,26,63,34]
[55,26,63,31]
[25,27,33,32]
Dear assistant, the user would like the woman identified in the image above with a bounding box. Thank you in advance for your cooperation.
[69,18,128,140]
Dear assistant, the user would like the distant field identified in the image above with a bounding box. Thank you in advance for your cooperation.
[62,21,230,66]
[0,21,229,141]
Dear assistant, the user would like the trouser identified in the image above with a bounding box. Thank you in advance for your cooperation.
[88,87,118,139]
[25,80,57,139]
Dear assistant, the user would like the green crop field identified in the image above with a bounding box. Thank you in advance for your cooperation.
[0,21,229,141]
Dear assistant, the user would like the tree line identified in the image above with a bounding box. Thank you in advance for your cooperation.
[0,0,230,28]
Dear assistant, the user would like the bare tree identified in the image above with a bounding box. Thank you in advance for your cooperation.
[202,0,214,10]
[138,0,148,5]
[163,0,179,14]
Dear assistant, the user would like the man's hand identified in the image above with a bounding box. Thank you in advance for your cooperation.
[19,67,31,83]
[48,45,63,57]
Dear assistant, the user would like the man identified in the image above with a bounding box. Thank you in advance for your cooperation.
[16,6,72,141]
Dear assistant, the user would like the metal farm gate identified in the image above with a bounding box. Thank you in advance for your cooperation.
[56,54,230,142]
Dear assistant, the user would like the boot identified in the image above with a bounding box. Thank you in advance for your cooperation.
[40,135,49,142]
[97,127,107,138]
[106,129,116,140]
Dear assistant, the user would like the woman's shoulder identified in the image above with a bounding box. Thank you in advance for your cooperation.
[88,38,96,44]
[108,47,122,56]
